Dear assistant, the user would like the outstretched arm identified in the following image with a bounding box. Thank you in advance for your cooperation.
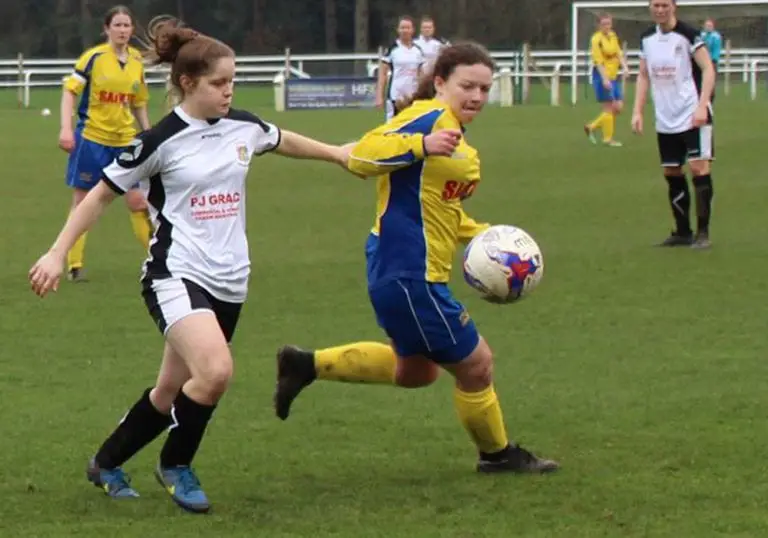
[29,182,118,296]
[275,130,348,167]
[346,129,461,178]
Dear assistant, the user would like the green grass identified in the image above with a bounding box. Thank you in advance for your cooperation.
[1,85,767,537]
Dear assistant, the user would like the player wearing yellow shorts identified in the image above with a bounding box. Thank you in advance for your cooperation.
[584,13,628,147]
[59,5,153,281]
[274,42,558,474]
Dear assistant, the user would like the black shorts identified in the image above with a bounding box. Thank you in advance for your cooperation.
[142,277,242,342]
[657,125,714,168]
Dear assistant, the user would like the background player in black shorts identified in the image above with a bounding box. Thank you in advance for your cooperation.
[631,0,716,249]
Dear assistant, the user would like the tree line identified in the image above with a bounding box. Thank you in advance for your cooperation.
[0,0,575,58]
[0,0,765,59]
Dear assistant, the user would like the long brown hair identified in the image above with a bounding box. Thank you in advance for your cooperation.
[144,16,234,97]
[104,4,133,27]
[398,42,495,111]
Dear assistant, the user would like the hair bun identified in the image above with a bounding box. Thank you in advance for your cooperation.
[150,17,198,64]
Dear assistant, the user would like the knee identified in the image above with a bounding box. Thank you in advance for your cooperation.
[664,166,685,178]
[464,356,494,389]
[613,102,623,114]
[195,355,234,400]
[453,341,495,392]
[689,161,710,177]
[395,360,439,388]
[125,190,147,212]
[150,384,179,414]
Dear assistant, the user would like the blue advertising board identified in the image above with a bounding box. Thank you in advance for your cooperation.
[285,77,377,110]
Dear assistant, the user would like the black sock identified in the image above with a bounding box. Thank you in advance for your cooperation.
[480,444,512,462]
[693,174,714,234]
[159,390,216,468]
[664,175,692,236]
[94,388,171,469]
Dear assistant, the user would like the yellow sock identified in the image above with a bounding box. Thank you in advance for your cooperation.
[602,112,615,142]
[454,385,509,454]
[315,342,396,384]
[67,232,88,271]
[588,112,608,131]
[129,210,153,251]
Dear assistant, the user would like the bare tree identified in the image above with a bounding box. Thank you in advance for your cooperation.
[325,0,338,52]
[80,0,92,50]
[355,0,369,74]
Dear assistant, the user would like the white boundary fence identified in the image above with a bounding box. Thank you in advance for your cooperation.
[1,47,766,108]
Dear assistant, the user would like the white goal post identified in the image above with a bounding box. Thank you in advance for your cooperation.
[571,0,768,104]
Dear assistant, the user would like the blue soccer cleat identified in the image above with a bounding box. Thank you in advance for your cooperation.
[154,465,210,513]
[86,458,139,498]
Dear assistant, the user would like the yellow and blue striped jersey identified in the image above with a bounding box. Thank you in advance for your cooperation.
[590,30,623,80]
[348,98,489,284]
[64,43,149,147]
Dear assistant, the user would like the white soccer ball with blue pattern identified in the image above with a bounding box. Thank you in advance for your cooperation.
[462,225,544,304]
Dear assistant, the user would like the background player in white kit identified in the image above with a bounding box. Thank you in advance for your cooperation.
[376,15,425,121]
[631,0,716,249]
[414,16,449,72]
[29,18,351,514]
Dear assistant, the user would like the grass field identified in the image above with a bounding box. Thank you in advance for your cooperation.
[1,85,767,537]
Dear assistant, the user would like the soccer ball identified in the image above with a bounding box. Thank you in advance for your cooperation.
[462,225,544,304]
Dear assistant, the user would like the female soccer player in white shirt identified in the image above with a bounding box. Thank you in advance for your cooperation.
[376,15,425,121]
[29,18,351,514]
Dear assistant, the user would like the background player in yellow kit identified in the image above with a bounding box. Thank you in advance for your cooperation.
[584,13,628,147]
[59,5,152,281]
[274,43,558,475]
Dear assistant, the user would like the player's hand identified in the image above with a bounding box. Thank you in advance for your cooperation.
[602,78,612,90]
[631,112,643,135]
[692,105,708,127]
[375,95,384,109]
[58,128,75,153]
[336,142,357,168]
[424,129,462,157]
[29,250,65,298]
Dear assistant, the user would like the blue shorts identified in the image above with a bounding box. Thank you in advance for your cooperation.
[66,128,126,191]
[365,234,480,363]
[592,72,622,103]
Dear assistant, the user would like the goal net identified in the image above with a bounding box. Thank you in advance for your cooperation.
[571,0,768,104]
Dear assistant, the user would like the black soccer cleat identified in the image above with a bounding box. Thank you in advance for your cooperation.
[274,345,317,421]
[656,231,694,247]
[476,444,560,474]
[691,232,711,250]
[67,267,88,282]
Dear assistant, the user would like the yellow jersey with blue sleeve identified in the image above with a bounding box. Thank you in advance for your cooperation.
[64,43,149,147]
[349,98,487,287]
[590,30,622,80]
[352,98,487,363]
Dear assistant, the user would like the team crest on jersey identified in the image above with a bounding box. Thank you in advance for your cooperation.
[235,142,250,165]
[132,81,140,93]
[674,43,684,56]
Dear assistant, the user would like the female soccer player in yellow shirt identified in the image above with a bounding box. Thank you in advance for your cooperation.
[584,13,628,147]
[274,42,559,474]
[59,5,152,281]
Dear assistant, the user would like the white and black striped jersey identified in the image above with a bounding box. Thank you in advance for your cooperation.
[382,40,425,101]
[414,36,449,70]
[640,21,711,134]
[102,106,281,303]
